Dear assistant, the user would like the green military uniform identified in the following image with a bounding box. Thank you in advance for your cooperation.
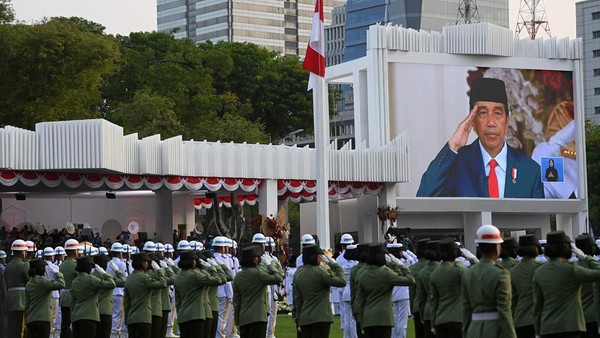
[5,255,30,338]
[350,261,366,322]
[59,256,78,338]
[174,265,225,324]
[233,261,283,328]
[414,261,439,323]
[429,261,464,327]
[498,257,517,270]
[354,263,415,329]
[462,258,516,338]
[205,263,233,338]
[92,268,124,338]
[533,256,600,336]
[71,271,116,337]
[510,258,541,332]
[408,258,428,313]
[124,269,167,325]
[159,265,176,338]
[293,261,345,328]
[25,270,66,338]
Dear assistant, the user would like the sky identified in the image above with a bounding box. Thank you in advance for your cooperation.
[11,0,578,38]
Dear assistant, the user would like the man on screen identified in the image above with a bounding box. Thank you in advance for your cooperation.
[416,77,544,198]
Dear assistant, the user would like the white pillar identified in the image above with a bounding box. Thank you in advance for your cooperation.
[557,212,588,240]
[259,179,278,218]
[463,212,491,252]
[155,190,173,244]
[313,77,331,249]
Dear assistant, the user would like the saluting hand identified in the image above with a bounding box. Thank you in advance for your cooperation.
[448,105,478,152]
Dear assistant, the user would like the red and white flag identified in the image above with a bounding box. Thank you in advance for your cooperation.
[303,0,325,91]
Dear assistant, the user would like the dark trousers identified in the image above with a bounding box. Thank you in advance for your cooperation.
[542,333,580,338]
[583,322,600,338]
[60,307,72,338]
[7,310,25,338]
[72,319,97,338]
[356,322,364,338]
[160,311,169,338]
[300,322,331,338]
[26,321,50,338]
[435,322,461,338]
[240,322,267,338]
[515,325,536,338]
[424,320,437,338]
[210,311,218,338]
[151,316,162,338]
[95,315,111,338]
[128,323,152,338]
[413,312,425,338]
[179,319,205,338]
[204,317,213,338]
[363,326,392,338]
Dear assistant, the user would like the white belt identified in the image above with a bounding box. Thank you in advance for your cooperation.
[472,312,499,321]
[7,287,25,292]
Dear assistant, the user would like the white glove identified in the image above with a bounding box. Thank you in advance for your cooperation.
[207,258,219,267]
[159,261,168,269]
[108,261,120,273]
[386,253,402,266]
[571,243,586,260]
[150,261,161,271]
[94,264,107,275]
[261,253,273,265]
[431,327,436,335]
[49,265,61,275]
[320,254,334,265]
[385,254,392,266]
[199,259,212,268]
[405,250,418,261]
[164,259,174,267]
[460,248,477,260]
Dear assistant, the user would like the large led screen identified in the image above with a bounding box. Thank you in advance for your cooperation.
[389,63,577,199]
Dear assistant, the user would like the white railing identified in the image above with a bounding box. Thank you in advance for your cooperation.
[0,119,410,183]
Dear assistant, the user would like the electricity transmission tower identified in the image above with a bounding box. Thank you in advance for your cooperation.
[515,0,551,40]
[456,0,480,25]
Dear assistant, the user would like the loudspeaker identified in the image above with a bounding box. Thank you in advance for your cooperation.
[15,193,26,201]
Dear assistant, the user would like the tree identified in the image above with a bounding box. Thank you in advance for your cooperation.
[0,0,14,24]
[586,121,600,234]
[0,18,119,128]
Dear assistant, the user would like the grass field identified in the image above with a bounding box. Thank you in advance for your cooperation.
[274,314,416,338]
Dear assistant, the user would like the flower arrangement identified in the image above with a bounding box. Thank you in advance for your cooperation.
[377,204,399,233]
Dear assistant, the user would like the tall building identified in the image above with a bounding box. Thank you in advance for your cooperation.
[343,0,509,61]
[577,0,600,124]
[157,0,344,57]
[325,4,346,66]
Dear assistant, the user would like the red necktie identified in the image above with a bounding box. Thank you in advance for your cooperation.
[488,159,499,198]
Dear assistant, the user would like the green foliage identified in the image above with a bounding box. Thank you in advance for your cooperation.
[0,0,14,24]
[0,18,119,128]
[586,121,600,233]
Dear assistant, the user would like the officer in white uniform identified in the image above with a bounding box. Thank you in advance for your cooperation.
[340,245,358,338]
[295,234,316,268]
[387,243,411,338]
[162,244,179,338]
[335,234,354,331]
[173,240,191,266]
[265,237,279,338]
[107,242,127,338]
[0,250,6,272]
[44,247,62,337]
[213,236,234,338]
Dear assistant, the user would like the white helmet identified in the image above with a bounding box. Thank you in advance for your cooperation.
[36,249,43,258]
[266,237,275,247]
[64,239,80,251]
[0,250,6,258]
[196,242,205,250]
[301,234,316,245]
[54,246,66,255]
[143,241,157,252]
[11,239,28,251]
[99,247,109,255]
[26,241,36,252]
[77,246,84,254]
[110,243,123,252]
[213,236,230,247]
[122,244,131,254]
[340,233,354,245]
[189,240,198,250]
[177,240,191,251]
[252,233,267,244]
[156,243,165,252]
[475,224,504,244]
[232,241,238,249]
[164,244,175,253]
[43,247,56,256]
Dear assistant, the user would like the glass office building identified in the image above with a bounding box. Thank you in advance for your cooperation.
[577,0,600,124]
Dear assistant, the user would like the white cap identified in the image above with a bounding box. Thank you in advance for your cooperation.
[131,246,140,254]
[156,243,165,252]
[232,241,238,249]
[196,242,204,250]
[475,224,504,244]
[301,234,316,245]
[252,233,267,244]
[36,249,43,258]
[99,247,109,255]
[122,244,131,254]
[11,239,28,251]
[164,244,175,253]
[346,244,357,250]
[64,239,80,251]
[143,241,157,252]
[43,247,56,256]
[386,242,403,249]
[26,241,36,252]
[77,246,84,254]
[189,240,198,250]
[340,234,354,245]
[177,240,191,251]
[213,236,231,247]
[54,246,65,255]
[266,237,275,246]
[89,247,99,256]
[0,250,6,258]
[110,243,123,252]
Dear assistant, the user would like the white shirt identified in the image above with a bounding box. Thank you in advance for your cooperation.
[214,252,234,299]
[108,257,127,296]
[480,140,508,198]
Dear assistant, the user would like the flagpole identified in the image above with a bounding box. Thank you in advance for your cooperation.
[313,76,330,249]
